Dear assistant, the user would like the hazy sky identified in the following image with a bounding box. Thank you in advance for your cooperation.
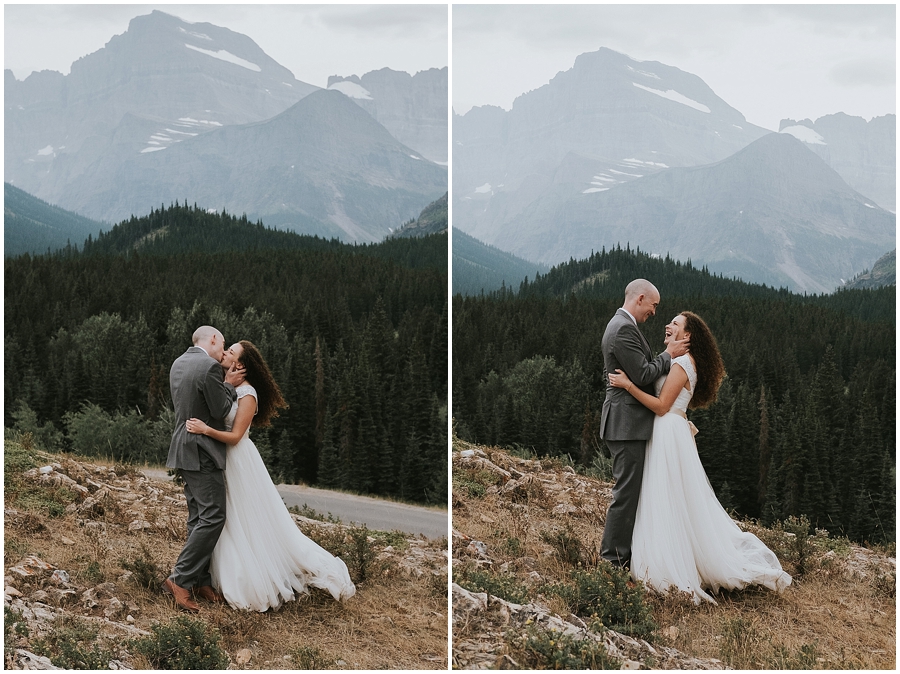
[453,4,895,131]
[5,4,448,88]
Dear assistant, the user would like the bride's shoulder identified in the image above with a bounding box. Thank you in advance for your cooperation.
[673,354,696,372]
[236,384,258,400]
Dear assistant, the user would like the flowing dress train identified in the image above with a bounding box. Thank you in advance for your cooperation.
[631,355,791,604]
[210,385,355,611]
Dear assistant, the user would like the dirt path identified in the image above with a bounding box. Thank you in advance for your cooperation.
[142,468,448,539]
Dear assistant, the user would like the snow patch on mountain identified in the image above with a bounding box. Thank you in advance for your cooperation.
[583,187,609,193]
[474,183,492,194]
[632,83,711,114]
[780,125,826,145]
[609,169,643,177]
[328,81,373,100]
[177,117,223,127]
[184,44,261,72]
[37,145,55,156]
[140,146,166,153]
[626,65,660,80]
[178,27,212,41]
[623,158,669,168]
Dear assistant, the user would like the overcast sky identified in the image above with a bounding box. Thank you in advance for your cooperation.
[453,4,895,131]
[5,4,448,88]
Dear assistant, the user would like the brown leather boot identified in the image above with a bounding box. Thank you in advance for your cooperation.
[161,578,200,612]
[193,585,225,603]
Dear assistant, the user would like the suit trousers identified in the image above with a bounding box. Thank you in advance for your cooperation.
[170,449,226,589]
[600,438,647,568]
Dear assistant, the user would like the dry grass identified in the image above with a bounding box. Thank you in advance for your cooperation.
[451,440,896,670]
[5,441,448,670]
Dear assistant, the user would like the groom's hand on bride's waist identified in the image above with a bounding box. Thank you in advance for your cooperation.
[666,336,690,358]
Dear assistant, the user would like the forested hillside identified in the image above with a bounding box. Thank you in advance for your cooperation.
[452,246,894,544]
[452,228,549,296]
[5,205,447,505]
[4,183,106,257]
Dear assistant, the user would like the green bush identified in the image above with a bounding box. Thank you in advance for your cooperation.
[455,568,530,604]
[304,524,382,584]
[63,403,172,465]
[131,615,229,670]
[5,606,29,652]
[507,625,619,669]
[32,616,114,670]
[120,542,163,590]
[547,563,657,638]
[290,644,333,669]
[288,503,342,523]
[541,525,585,567]
[11,401,64,452]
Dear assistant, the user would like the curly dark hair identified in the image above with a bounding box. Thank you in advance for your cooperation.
[681,311,726,409]
[237,340,288,427]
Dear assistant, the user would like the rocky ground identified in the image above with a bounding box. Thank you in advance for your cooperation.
[451,440,896,670]
[5,446,448,670]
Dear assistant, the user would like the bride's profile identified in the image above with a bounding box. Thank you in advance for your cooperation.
[608,311,791,604]
[186,340,356,611]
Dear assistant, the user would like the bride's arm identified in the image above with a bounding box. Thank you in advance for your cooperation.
[186,395,256,444]
[608,364,689,416]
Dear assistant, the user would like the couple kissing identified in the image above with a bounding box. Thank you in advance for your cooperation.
[162,326,355,613]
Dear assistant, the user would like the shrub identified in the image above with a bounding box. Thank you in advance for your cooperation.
[304,524,383,584]
[547,563,657,638]
[32,616,114,669]
[507,625,619,669]
[63,403,171,465]
[120,542,163,590]
[288,503,341,523]
[11,401,64,452]
[4,606,29,652]
[290,644,333,669]
[541,525,585,567]
[131,615,229,670]
[455,568,530,604]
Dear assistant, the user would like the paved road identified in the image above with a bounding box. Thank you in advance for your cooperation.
[142,469,448,539]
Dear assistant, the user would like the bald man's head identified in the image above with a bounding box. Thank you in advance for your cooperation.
[192,325,225,361]
[622,279,660,323]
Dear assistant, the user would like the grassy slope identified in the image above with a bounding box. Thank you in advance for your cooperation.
[451,439,895,670]
[4,437,448,670]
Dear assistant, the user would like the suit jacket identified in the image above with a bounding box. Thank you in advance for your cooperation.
[599,309,671,441]
[166,347,237,471]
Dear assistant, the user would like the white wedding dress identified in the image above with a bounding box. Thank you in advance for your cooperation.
[210,385,356,611]
[631,355,791,604]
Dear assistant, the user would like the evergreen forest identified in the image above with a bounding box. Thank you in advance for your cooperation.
[453,245,895,544]
[6,203,448,505]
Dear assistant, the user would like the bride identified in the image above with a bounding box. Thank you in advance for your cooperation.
[186,340,356,611]
[607,312,791,604]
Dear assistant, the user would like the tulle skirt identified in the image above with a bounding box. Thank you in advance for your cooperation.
[210,434,356,611]
[631,412,791,604]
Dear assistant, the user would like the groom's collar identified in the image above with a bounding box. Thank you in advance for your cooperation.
[193,344,211,358]
[619,307,638,326]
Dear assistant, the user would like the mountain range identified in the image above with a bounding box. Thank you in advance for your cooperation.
[5,10,447,242]
[453,47,895,293]
[328,68,448,165]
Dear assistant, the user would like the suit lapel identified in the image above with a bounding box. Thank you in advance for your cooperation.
[617,309,652,358]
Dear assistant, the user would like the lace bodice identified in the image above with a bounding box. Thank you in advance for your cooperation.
[224,385,258,432]
[653,354,697,414]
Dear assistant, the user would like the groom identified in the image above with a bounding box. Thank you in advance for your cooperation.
[163,325,244,612]
[599,279,688,569]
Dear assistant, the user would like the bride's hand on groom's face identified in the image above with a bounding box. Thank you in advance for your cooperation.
[225,363,246,387]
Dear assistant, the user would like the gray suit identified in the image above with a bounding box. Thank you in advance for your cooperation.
[599,309,671,567]
[166,347,236,589]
